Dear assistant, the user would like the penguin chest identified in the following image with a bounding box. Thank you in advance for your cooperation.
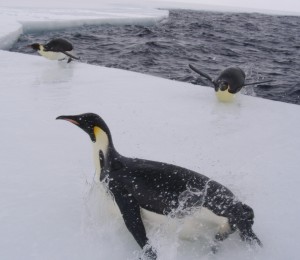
[215,89,235,102]
[38,49,66,60]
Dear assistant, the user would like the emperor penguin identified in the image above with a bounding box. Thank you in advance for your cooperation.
[56,113,262,259]
[28,38,79,63]
[189,64,272,102]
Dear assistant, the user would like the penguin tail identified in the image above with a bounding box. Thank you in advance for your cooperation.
[240,229,263,247]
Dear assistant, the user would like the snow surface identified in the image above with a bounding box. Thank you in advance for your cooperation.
[1,0,300,15]
[0,6,168,50]
[1,2,300,260]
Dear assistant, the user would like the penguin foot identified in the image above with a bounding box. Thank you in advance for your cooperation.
[211,243,219,254]
[240,230,263,247]
[210,231,231,254]
[140,246,157,260]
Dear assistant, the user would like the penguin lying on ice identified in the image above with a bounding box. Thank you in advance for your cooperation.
[189,64,272,102]
[28,38,80,63]
[57,113,262,259]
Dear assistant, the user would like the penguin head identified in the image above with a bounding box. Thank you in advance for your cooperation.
[56,113,111,143]
[214,80,230,92]
[28,43,42,51]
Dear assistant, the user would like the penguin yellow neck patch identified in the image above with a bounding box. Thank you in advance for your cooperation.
[215,89,235,102]
[93,127,107,141]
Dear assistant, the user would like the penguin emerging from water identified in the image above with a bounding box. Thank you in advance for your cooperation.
[56,113,262,259]
[28,38,79,63]
[189,64,273,102]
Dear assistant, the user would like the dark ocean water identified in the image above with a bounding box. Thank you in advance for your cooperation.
[11,10,300,104]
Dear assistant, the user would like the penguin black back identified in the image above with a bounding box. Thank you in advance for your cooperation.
[43,38,73,52]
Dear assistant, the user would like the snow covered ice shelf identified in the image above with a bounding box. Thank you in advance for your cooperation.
[1,49,300,260]
[0,6,168,50]
[1,3,300,260]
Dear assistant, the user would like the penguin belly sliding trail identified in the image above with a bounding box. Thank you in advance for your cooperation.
[57,113,262,259]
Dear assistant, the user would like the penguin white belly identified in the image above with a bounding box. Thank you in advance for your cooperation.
[215,89,235,102]
[38,49,66,60]
[141,206,230,240]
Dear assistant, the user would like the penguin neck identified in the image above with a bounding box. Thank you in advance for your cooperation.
[92,126,117,182]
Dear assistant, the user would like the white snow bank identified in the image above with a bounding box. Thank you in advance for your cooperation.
[0,19,22,50]
[2,0,300,15]
[0,50,300,260]
[0,6,168,50]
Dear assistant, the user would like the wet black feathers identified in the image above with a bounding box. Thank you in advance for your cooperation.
[107,156,233,216]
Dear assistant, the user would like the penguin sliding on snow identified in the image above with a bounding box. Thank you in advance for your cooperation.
[189,64,273,102]
[57,113,262,259]
[28,38,80,63]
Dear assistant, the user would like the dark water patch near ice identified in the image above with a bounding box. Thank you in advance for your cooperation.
[11,10,300,104]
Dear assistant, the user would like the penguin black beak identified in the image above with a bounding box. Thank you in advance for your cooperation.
[56,114,97,142]
[56,115,80,125]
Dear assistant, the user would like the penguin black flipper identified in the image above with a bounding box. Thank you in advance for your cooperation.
[110,183,157,259]
[61,51,80,61]
[243,79,273,86]
[189,64,213,82]
[227,79,273,94]
[111,183,148,248]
